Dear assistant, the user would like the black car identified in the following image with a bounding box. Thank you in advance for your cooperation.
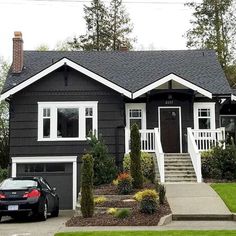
[0,177,59,221]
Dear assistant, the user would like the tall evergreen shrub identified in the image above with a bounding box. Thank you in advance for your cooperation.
[130,123,143,188]
[80,154,94,218]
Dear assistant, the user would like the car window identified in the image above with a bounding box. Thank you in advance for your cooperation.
[0,179,38,190]
[41,178,52,190]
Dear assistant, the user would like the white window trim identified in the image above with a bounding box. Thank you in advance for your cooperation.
[125,103,146,130]
[38,101,98,141]
[194,102,216,130]
[11,156,77,210]
[158,106,182,153]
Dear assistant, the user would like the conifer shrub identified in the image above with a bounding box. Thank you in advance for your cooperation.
[123,152,155,182]
[80,154,94,218]
[159,184,166,205]
[117,172,133,194]
[130,123,143,188]
[87,134,117,185]
[114,208,131,219]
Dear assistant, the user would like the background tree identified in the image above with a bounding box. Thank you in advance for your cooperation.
[70,0,110,51]
[185,0,236,71]
[108,0,134,50]
[0,59,10,168]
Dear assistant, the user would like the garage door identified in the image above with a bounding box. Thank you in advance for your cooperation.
[16,163,73,209]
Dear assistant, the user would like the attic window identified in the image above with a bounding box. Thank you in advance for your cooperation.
[38,101,98,141]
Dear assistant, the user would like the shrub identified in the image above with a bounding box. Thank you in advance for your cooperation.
[201,144,236,180]
[94,196,107,205]
[123,152,155,182]
[0,168,7,182]
[134,189,158,202]
[135,189,158,214]
[80,154,94,218]
[130,123,143,188]
[107,207,118,215]
[154,180,160,192]
[114,208,131,219]
[87,134,117,186]
[117,172,133,195]
[159,184,166,205]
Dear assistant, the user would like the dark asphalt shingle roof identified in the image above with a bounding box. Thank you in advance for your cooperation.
[1,49,231,95]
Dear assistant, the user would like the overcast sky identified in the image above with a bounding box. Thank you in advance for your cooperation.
[0,0,201,62]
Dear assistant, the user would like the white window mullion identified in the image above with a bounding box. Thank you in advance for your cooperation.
[51,106,57,139]
[80,107,85,139]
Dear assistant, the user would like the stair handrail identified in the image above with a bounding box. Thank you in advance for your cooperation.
[154,128,165,183]
[187,127,202,183]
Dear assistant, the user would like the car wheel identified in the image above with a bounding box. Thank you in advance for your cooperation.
[39,202,48,221]
[51,205,59,217]
[0,215,2,222]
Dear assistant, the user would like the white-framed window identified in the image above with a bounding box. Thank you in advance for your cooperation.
[194,102,215,130]
[38,101,98,141]
[125,103,146,130]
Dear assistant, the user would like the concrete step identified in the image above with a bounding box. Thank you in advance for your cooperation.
[165,153,190,156]
[165,170,195,175]
[165,166,195,170]
[172,214,233,221]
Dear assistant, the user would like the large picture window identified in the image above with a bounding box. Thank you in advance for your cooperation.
[38,102,98,141]
[194,103,215,130]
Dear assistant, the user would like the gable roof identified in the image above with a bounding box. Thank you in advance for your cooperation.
[1,50,232,100]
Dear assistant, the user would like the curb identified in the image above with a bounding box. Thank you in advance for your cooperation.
[158,214,172,226]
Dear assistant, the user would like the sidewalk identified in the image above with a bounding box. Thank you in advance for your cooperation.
[165,183,231,219]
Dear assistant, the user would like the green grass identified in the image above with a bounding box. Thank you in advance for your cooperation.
[211,183,236,212]
[55,231,236,236]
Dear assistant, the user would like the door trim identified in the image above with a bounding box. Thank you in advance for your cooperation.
[158,106,182,153]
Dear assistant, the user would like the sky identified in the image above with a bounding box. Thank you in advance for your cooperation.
[0,0,201,62]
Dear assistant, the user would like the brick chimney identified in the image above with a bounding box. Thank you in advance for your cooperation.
[119,45,128,52]
[12,31,23,73]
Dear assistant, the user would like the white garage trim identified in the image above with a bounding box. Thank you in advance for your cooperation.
[11,156,77,210]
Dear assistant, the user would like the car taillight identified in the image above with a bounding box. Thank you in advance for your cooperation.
[23,189,41,198]
[0,193,6,199]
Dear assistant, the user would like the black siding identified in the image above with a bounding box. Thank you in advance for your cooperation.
[9,67,125,165]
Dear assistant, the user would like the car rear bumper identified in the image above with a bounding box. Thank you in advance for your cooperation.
[0,198,40,216]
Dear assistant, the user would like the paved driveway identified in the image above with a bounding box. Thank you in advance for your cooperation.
[0,210,73,236]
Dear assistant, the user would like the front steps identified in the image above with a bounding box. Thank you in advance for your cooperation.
[164,153,197,182]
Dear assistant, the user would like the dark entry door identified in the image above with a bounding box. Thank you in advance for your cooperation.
[160,108,180,153]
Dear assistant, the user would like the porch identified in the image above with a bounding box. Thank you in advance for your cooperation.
[125,127,225,183]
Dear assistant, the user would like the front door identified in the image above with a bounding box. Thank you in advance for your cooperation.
[159,107,181,153]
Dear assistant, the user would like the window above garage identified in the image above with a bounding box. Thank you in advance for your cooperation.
[38,101,98,141]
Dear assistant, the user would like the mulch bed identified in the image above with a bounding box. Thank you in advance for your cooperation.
[204,178,236,183]
[66,201,171,226]
[94,182,156,195]
[96,200,137,208]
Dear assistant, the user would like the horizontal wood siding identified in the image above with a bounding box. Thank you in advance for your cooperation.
[9,67,125,165]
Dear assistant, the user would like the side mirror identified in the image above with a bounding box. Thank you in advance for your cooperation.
[52,187,56,192]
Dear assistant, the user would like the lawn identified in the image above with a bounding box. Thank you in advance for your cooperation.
[55,231,236,236]
[211,183,236,212]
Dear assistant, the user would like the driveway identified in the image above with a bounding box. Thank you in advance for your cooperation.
[0,210,73,236]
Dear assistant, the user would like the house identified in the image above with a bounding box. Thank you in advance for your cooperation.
[1,32,235,210]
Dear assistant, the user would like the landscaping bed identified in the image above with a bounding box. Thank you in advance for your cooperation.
[94,182,155,195]
[66,200,171,226]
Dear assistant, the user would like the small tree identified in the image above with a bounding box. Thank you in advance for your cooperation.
[88,134,117,185]
[80,154,94,218]
[130,123,143,188]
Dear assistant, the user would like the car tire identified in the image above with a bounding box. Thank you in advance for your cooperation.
[51,205,59,217]
[0,215,2,222]
[38,202,48,221]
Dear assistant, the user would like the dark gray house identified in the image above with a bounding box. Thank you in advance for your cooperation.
[1,32,236,209]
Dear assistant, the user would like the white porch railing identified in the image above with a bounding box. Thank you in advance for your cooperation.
[125,128,156,153]
[191,128,225,151]
[187,128,202,183]
[125,128,164,183]
[154,128,165,183]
